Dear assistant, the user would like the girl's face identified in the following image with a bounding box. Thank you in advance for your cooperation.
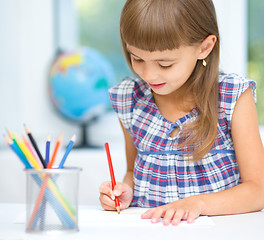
[127,44,201,97]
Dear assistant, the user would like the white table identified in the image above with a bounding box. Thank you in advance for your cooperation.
[0,203,264,240]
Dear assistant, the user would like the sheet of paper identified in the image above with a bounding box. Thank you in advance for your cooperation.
[79,206,214,227]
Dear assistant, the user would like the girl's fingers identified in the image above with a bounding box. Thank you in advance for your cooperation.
[187,211,198,223]
[113,184,124,197]
[99,194,116,210]
[99,182,115,199]
[142,206,199,226]
[172,209,185,226]
[150,208,165,223]
[141,208,156,219]
[163,209,176,226]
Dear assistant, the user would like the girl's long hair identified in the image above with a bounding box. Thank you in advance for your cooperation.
[120,0,220,161]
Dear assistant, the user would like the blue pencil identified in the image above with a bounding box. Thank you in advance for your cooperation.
[4,135,32,169]
[58,135,76,169]
[45,135,51,166]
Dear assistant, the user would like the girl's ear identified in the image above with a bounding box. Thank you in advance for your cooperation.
[198,35,217,59]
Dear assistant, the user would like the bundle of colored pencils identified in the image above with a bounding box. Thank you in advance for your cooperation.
[4,125,77,230]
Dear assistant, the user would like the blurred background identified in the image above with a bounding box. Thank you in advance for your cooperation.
[0,0,263,204]
[0,0,263,148]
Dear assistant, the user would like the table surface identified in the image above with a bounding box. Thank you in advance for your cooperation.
[1,203,264,240]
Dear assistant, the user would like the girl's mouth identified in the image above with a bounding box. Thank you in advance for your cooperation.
[149,82,166,89]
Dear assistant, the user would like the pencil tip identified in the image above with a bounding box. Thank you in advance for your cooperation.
[57,132,63,142]
[24,124,29,133]
[72,134,76,141]
[3,134,12,144]
[116,206,121,214]
[5,128,12,137]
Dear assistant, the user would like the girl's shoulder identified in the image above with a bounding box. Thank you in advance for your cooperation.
[218,72,256,104]
[108,77,152,133]
[109,76,151,102]
[218,72,256,130]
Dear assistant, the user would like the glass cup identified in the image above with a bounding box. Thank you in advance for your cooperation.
[25,167,81,234]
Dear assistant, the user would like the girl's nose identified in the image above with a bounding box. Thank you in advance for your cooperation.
[140,65,156,81]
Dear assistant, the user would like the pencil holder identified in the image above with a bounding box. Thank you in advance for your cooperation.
[25,167,81,234]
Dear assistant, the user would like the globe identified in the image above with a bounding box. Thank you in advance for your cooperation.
[48,47,116,147]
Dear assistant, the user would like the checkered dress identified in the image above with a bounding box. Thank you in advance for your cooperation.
[109,72,256,208]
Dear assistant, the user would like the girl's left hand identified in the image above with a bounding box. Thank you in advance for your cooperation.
[141,196,204,226]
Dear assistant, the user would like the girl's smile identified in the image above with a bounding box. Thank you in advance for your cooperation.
[148,82,167,89]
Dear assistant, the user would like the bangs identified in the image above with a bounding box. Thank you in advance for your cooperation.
[120,0,185,51]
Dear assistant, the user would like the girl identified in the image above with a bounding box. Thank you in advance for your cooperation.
[99,0,264,225]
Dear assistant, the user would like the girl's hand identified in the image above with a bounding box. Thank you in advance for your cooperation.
[99,181,133,211]
[141,196,204,226]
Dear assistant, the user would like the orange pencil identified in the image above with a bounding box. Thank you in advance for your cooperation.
[104,142,120,214]
[47,132,63,169]
[27,174,49,228]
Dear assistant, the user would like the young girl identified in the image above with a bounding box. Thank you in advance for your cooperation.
[99,0,264,225]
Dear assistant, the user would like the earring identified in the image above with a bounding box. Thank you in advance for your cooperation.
[202,59,207,67]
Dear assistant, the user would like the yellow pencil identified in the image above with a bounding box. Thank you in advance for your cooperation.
[14,135,42,170]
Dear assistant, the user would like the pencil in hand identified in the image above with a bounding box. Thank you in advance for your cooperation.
[104,142,120,214]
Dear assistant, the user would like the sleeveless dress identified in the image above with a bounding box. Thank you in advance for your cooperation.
[109,72,256,208]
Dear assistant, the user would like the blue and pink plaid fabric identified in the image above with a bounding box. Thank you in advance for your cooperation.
[109,72,256,208]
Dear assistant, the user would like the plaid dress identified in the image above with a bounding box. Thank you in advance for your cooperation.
[109,72,256,208]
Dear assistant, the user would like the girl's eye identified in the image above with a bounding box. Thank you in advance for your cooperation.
[132,57,143,63]
[159,64,172,69]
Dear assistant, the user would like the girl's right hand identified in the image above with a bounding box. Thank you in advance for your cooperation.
[99,181,133,211]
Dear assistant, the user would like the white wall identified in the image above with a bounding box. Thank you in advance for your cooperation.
[213,0,247,76]
[0,0,62,146]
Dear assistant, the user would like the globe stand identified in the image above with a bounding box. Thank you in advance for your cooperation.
[74,118,102,149]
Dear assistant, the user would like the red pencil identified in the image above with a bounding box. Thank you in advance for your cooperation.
[104,142,120,214]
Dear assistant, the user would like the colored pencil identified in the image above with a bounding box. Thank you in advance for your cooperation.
[24,124,46,168]
[58,135,76,169]
[14,135,42,170]
[45,135,51,166]
[47,132,63,169]
[104,142,120,214]
[6,128,13,139]
[28,174,49,228]
[22,135,43,168]
[42,134,51,229]
[4,135,32,169]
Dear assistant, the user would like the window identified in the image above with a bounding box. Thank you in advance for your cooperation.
[248,0,264,124]
[56,0,131,82]
[74,0,131,81]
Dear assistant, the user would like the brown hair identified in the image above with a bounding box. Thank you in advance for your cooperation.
[120,0,220,161]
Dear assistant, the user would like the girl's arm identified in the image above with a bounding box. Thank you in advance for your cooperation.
[120,120,137,189]
[200,87,264,215]
[142,87,264,225]
[99,120,136,210]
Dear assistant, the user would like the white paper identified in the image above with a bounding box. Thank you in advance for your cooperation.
[79,207,214,227]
